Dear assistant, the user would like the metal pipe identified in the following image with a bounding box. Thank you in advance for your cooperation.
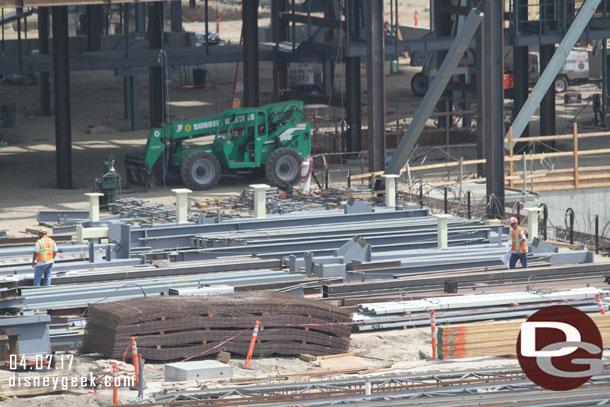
[467,191,471,220]
[347,169,351,188]
[52,6,72,189]
[444,187,448,214]
[595,213,599,254]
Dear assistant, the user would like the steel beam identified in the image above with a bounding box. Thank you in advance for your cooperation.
[345,0,361,153]
[170,0,182,32]
[539,44,556,147]
[271,0,289,101]
[86,4,103,51]
[508,0,602,145]
[512,0,529,143]
[148,2,164,128]
[243,0,260,107]
[482,0,505,218]
[38,7,51,116]
[366,0,385,172]
[52,6,72,189]
[385,7,482,175]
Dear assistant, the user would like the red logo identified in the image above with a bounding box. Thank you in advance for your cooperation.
[517,305,603,391]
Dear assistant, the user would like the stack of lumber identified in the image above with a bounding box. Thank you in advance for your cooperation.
[437,313,610,359]
[83,292,351,361]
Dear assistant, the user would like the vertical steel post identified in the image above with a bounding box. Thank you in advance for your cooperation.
[513,1,529,145]
[53,6,72,189]
[205,0,209,54]
[444,187,448,214]
[419,183,423,208]
[171,1,182,32]
[595,213,599,254]
[148,2,164,128]
[38,7,51,116]
[87,5,103,51]
[346,0,362,153]
[467,190,471,219]
[539,45,556,148]
[366,0,386,172]
[482,0,505,218]
[243,0,260,107]
[603,42,608,127]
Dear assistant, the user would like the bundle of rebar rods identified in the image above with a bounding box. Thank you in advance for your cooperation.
[83,292,352,361]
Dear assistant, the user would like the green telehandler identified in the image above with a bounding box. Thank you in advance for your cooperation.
[125,100,312,190]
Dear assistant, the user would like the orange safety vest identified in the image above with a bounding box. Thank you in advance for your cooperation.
[36,236,55,263]
[511,226,528,252]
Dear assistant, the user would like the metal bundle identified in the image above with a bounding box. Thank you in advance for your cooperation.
[83,292,351,361]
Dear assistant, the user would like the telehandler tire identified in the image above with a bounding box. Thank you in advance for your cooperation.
[265,148,301,185]
[181,151,221,190]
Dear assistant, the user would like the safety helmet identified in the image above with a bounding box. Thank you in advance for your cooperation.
[509,216,518,225]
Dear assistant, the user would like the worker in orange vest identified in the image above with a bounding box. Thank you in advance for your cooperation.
[31,230,57,286]
[508,216,528,269]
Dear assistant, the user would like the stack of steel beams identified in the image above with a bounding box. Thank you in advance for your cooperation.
[353,287,609,331]
[324,262,609,303]
[83,292,351,360]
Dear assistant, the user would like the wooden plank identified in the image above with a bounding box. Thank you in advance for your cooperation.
[299,354,317,362]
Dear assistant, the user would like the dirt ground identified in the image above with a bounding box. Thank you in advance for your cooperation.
[0,2,609,405]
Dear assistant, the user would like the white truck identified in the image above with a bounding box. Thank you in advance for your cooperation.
[528,48,591,93]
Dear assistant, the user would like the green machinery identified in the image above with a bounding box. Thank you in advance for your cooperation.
[125,100,311,190]
[95,155,121,207]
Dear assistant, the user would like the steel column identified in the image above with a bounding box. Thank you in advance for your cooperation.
[135,4,146,33]
[512,0,529,144]
[52,6,72,189]
[539,44,556,147]
[366,0,385,172]
[87,5,103,51]
[170,1,182,32]
[603,44,608,127]
[148,2,164,128]
[271,0,288,100]
[38,7,51,116]
[482,0,505,218]
[129,76,141,130]
[243,0,260,107]
[346,0,361,153]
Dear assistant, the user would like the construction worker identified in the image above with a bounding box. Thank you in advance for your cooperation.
[508,217,527,269]
[31,230,57,286]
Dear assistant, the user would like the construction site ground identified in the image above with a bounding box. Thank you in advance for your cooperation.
[2,2,610,405]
